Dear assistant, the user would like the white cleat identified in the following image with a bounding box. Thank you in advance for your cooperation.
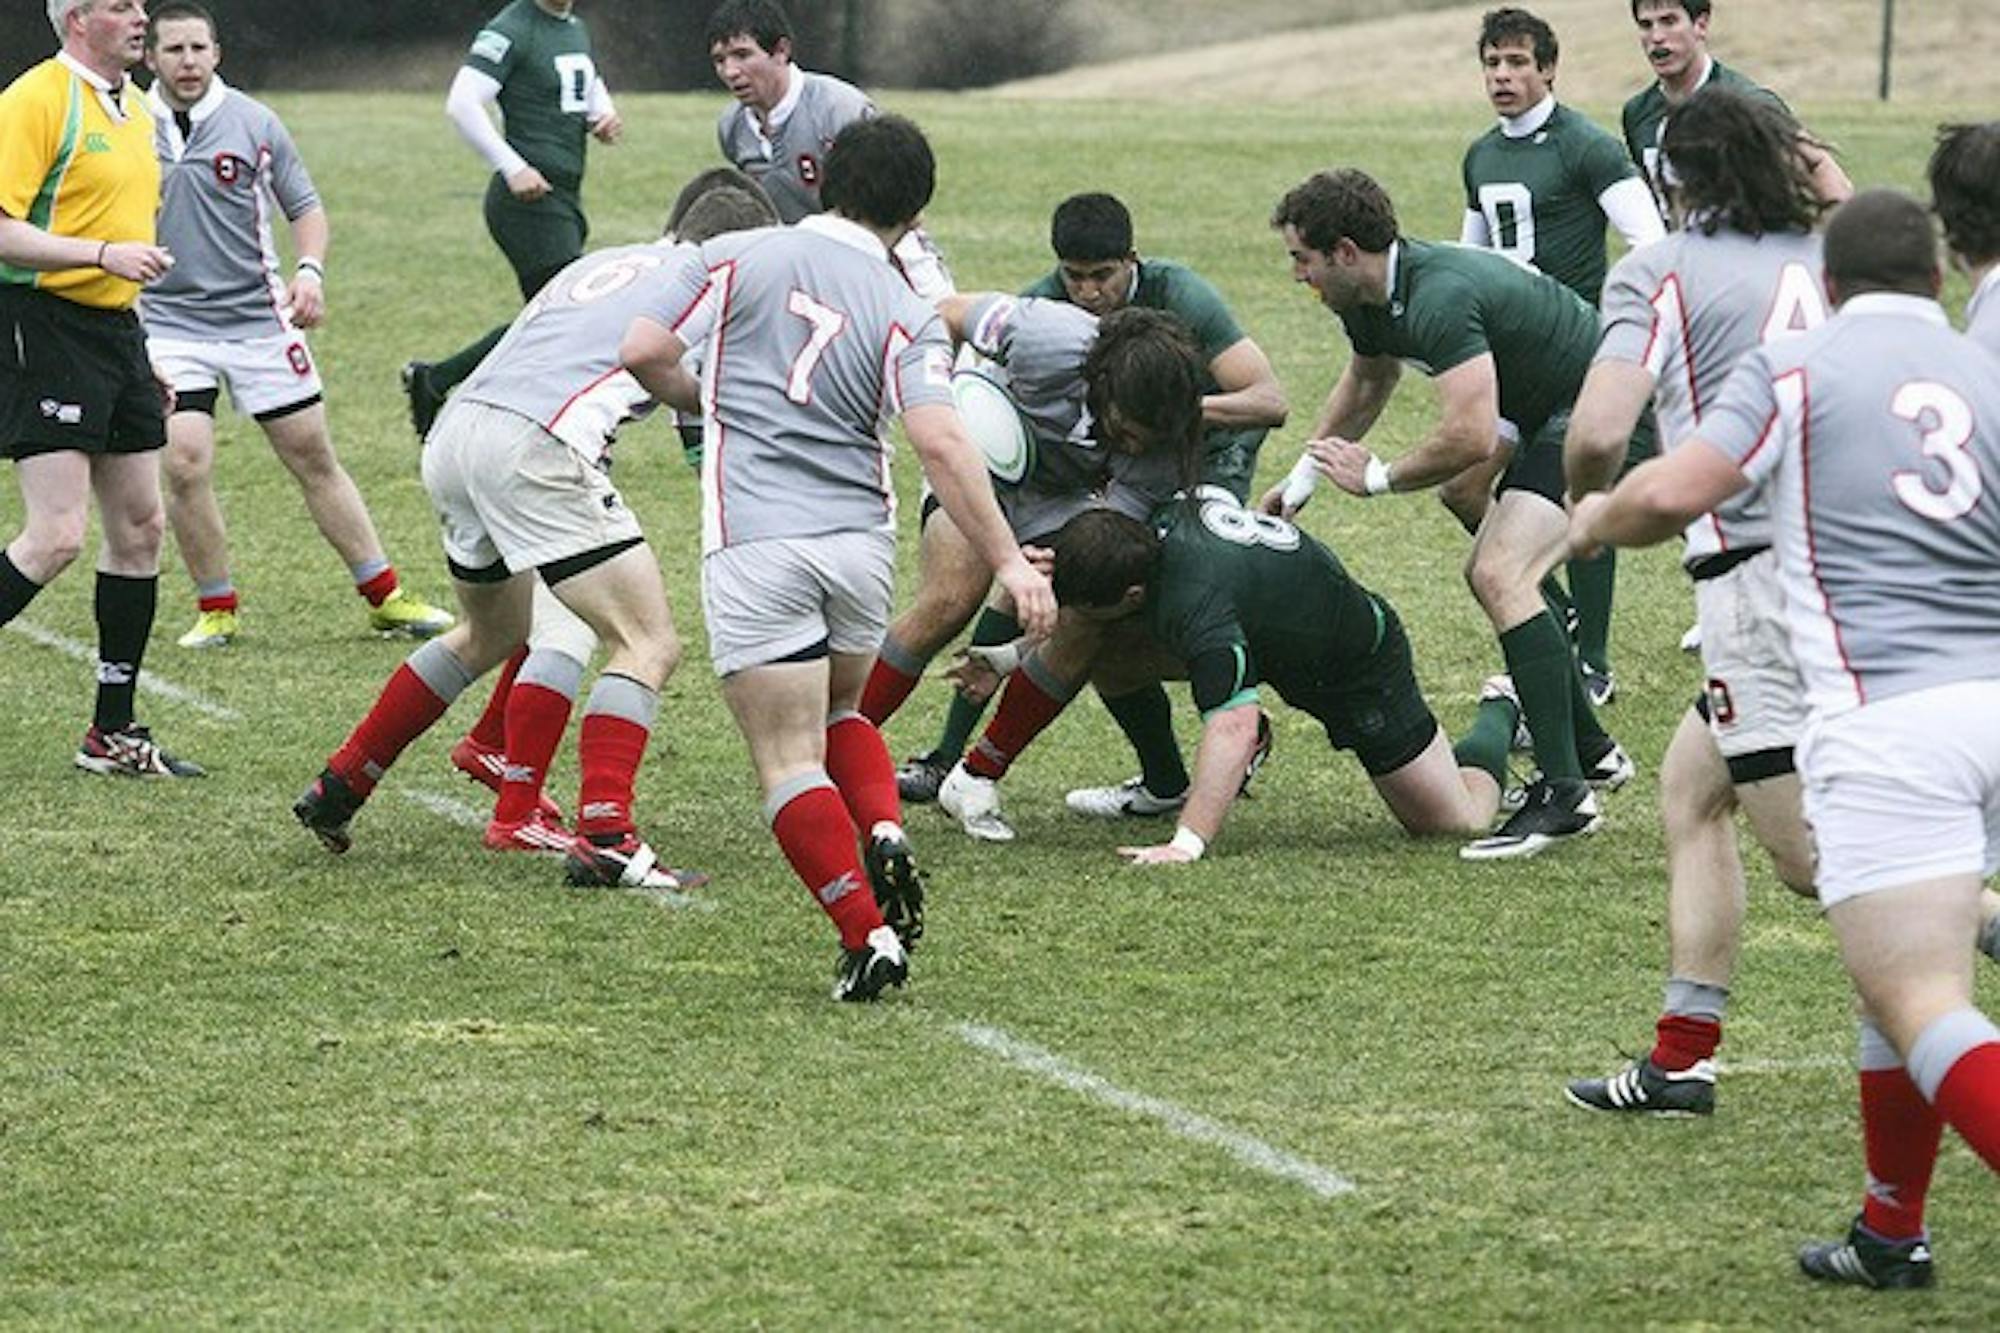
[937,761,1016,842]
[1679,622,1703,653]
[1064,776,1187,820]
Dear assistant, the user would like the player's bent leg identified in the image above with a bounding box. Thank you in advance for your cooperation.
[262,403,384,566]
[8,451,92,584]
[161,408,228,581]
[543,540,679,690]
[1436,447,1504,537]
[827,651,924,949]
[87,449,167,575]
[862,507,989,729]
[942,612,1101,842]
[1370,725,1500,835]
[1830,878,1984,1063]
[1734,770,1816,899]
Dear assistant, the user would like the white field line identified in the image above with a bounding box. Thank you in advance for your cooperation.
[399,787,712,911]
[1717,1054,1851,1076]
[953,1022,1355,1201]
[7,619,241,721]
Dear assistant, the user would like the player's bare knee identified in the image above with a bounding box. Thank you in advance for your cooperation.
[22,512,87,575]
[160,442,208,495]
[1770,849,1817,899]
[100,504,166,568]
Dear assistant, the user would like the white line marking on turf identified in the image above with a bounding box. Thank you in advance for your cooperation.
[1718,1054,1849,1076]
[7,619,241,721]
[954,1022,1355,1200]
[400,788,712,911]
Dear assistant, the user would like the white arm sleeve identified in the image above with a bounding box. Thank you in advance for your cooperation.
[586,75,615,122]
[1460,207,1492,249]
[445,66,529,180]
[1599,176,1668,251]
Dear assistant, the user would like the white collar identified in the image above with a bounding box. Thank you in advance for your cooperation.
[761,65,805,132]
[1383,239,1402,304]
[1839,293,1950,326]
[1966,264,2000,324]
[58,51,132,121]
[799,212,889,264]
[1498,94,1557,139]
[146,73,228,125]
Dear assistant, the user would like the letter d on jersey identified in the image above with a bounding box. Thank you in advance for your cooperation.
[952,367,1035,485]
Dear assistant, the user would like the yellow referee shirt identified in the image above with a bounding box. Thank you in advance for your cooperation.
[0,55,159,311]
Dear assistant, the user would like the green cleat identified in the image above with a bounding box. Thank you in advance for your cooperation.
[368,586,454,640]
[176,607,239,649]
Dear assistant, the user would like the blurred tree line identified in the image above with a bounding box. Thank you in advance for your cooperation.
[3,1,1079,90]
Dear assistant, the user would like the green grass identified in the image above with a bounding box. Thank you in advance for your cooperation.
[2,93,1994,1327]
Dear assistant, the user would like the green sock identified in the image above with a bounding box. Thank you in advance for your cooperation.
[1500,613,1583,781]
[1568,548,1616,674]
[1539,574,1574,637]
[1568,646,1610,753]
[929,607,1020,762]
[1102,684,1188,797]
[1452,697,1517,785]
[430,324,508,395]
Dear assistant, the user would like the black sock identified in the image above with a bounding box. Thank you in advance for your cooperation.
[0,551,43,626]
[93,571,157,732]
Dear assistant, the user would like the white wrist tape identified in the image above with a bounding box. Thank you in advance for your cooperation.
[1169,825,1207,860]
[1279,452,1320,511]
[1363,455,1393,496]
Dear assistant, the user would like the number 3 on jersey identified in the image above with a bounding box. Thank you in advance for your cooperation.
[785,290,848,405]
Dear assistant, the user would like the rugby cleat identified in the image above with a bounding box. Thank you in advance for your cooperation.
[1461,776,1600,860]
[449,735,565,824]
[400,360,443,440]
[1798,1218,1934,1289]
[937,761,1015,842]
[294,766,363,853]
[564,832,708,893]
[1479,674,1533,752]
[1064,776,1187,820]
[1582,662,1616,708]
[863,824,926,948]
[483,807,574,856]
[368,586,454,639]
[176,608,238,649]
[1580,736,1636,793]
[1564,1055,1716,1116]
[832,924,909,1002]
[1679,621,1703,653]
[75,723,206,778]
[895,751,952,805]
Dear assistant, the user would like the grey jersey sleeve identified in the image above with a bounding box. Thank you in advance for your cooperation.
[1696,348,1784,487]
[1595,243,1667,370]
[263,110,320,221]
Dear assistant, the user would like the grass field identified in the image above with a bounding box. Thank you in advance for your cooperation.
[3,91,1996,1327]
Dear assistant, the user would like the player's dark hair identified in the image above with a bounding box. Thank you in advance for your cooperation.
[1929,122,2000,266]
[673,187,778,244]
[1270,169,1397,255]
[1478,8,1557,69]
[1051,510,1159,611]
[1824,189,1938,303]
[1661,88,1821,237]
[705,0,792,55]
[1629,0,1710,21]
[1050,193,1135,263]
[663,166,775,238]
[820,114,935,230]
[147,0,218,45]
[1083,308,1205,490]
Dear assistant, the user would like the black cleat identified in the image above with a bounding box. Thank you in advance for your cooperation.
[864,827,926,949]
[75,722,205,778]
[832,925,909,1002]
[1240,707,1275,795]
[1799,1217,1934,1289]
[895,752,952,804]
[294,767,363,854]
[1582,662,1616,708]
[400,360,443,440]
[1565,1055,1716,1116]
[1461,775,1600,860]
[564,832,708,893]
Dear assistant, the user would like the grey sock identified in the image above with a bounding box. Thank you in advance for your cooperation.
[1662,977,1729,1023]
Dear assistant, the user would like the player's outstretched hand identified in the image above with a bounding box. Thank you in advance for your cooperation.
[590,112,623,145]
[507,165,552,201]
[997,557,1057,640]
[1313,437,1378,497]
[101,242,173,284]
[1119,842,1197,865]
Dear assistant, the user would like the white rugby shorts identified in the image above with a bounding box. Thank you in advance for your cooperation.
[1695,550,1807,762]
[1799,678,2000,907]
[149,332,323,418]
[701,528,895,676]
[422,399,643,575]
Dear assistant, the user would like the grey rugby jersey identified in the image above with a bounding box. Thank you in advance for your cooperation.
[716,69,872,225]
[1965,266,2000,359]
[141,77,319,341]
[1702,294,2000,714]
[458,239,701,466]
[1597,226,1824,560]
[656,215,955,552]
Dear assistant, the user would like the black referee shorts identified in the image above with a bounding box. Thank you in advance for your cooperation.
[0,285,165,460]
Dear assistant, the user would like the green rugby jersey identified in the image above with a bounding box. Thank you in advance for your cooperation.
[1145,489,1383,717]
[1622,58,1786,210]
[1461,103,1639,304]
[1337,239,1598,434]
[465,1,600,191]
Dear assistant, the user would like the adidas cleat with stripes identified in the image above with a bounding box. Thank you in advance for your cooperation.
[1565,1055,1715,1116]
[1798,1217,1934,1289]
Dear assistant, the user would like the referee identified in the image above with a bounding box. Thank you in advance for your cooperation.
[0,0,202,777]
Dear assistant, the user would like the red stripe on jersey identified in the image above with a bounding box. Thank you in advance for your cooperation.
[546,365,627,434]
[1792,367,1865,703]
[707,260,739,547]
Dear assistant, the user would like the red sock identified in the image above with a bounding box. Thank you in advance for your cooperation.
[772,783,879,949]
[965,671,1069,781]
[825,713,900,833]
[1858,1067,1943,1238]
[469,646,527,750]
[329,662,453,797]
[1932,1041,2000,1172]
[574,711,649,839]
[858,657,922,726]
[493,681,574,824]
[355,567,398,608]
[1650,1014,1722,1072]
[198,590,238,614]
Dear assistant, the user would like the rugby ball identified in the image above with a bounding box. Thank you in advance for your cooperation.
[951,366,1035,486]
